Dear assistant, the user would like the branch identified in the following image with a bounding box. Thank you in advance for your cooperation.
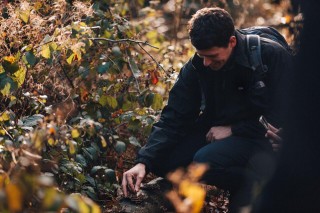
[137,43,167,74]
[89,38,159,49]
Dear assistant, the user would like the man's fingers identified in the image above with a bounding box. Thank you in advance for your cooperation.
[267,130,282,142]
[122,174,128,197]
[127,174,135,192]
[135,175,144,192]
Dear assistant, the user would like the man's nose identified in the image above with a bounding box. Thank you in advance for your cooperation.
[203,57,212,67]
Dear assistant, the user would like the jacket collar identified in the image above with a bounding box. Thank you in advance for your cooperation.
[191,30,251,70]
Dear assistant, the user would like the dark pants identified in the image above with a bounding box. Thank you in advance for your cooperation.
[151,128,276,212]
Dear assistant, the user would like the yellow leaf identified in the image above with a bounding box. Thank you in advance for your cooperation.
[91,202,101,213]
[47,137,55,146]
[179,180,206,213]
[42,188,58,209]
[34,2,42,11]
[3,56,16,64]
[1,82,11,96]
[41,45,51,59]
[0,65,4,74]
[0,174,8,188]
[19,10,30,23]
[67,53,75,64]
[71,129,80,138]
[79,199,90,213]
[13,67,26,87]
[0,129,5,135]
[6,183,23,212]
[69,140,76,154]
[100,136,107,148]
[99,95,118,109]
[0,111,10,122]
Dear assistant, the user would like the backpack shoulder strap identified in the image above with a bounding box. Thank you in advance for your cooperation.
[246,34,268,74]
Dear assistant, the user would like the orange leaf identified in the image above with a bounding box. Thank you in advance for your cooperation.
[6,183,23,212]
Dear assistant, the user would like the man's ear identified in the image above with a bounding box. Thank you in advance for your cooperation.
[229,36,237,48]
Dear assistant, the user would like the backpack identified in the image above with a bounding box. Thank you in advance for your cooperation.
[238,26,292,86]
[198,26,292,112]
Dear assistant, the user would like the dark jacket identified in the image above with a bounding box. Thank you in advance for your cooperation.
[136,30,292,171]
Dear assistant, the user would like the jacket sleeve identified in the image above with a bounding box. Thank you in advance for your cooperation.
[231,41,293,138]
[135,60,201,171]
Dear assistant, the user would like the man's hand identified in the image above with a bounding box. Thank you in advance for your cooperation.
[206,126,232,142]
[122,163,146,197]
[265,123,282,151]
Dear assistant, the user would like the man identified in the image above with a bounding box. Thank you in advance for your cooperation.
[122,7,291,212]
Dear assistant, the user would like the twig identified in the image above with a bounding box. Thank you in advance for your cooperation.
[137,43,167,73]
[89,38,159,49]
[1,124,13,140]
[126,50,141,94]
[58,60,75,89]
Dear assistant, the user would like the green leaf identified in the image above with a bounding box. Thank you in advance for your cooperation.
[114,141,126,154]
[91,166,106,175]
[151,93,163,110]
[75,154,87,168]
[129,136,141,147]
[2,61,19,74]
[23,51,37,66]
[112,46,122,57]
[97,62,111,74]
[99,95,118,109]
[41,45,51,59]
[0,77,17,96]
[105,169,116,183]
[128,58,141,78]
[21,114,44,127]
[128,119,141,132]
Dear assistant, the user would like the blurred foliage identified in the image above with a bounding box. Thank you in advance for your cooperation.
[0,0,299,212]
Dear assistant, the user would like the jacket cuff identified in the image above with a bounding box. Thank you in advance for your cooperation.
[134,158,152,174]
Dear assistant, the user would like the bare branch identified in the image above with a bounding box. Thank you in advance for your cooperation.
[137,43,167,74]
[89,38,159,49]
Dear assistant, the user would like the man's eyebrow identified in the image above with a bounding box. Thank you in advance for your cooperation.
[197,53,218,57]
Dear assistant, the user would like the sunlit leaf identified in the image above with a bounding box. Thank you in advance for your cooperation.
[19,10,30,23]
[0,111,10,122]
[179,180,206,213]
[47,137,55,146]
[3,56,16,64]
[0,81,11,96]
[42,188,61,210]
[12,67,26,86]
[6,183,22,212]
[151,93,163,110]
[100,135,107,148]
[69,140,77,154]
[71,129,80,139]
[41,45,51,59]
[67,53,75,64]
[99,95,118,109]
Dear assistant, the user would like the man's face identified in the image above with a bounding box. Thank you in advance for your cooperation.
[196,36,236,71]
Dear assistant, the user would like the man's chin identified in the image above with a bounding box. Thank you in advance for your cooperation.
[210,65,223,71]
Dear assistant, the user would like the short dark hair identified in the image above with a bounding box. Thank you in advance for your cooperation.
[188,7,235,50]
